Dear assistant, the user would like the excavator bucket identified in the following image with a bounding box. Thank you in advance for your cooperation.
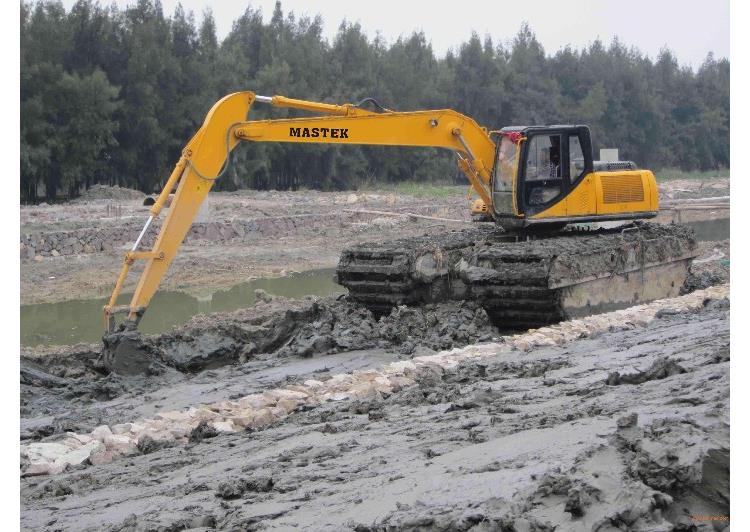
[101,93,256,373]
[101,330,160,375]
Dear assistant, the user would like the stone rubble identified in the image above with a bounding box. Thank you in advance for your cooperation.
[20,284,728,477]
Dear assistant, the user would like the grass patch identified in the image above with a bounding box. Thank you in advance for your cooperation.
[655,168,730,181]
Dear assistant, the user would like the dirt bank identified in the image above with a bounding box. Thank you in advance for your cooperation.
[20,287,729,530]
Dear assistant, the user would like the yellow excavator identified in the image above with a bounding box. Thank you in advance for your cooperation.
[102,91,696,372]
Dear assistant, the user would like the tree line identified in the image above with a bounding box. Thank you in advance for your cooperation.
[20,0,730,202]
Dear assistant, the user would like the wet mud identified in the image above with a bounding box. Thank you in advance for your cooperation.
[20,294,729,531]
[682,239,730,293]
[21,293,499,440]
[21,236,728,440]
[97,292,499,375]
[19,225,731,530]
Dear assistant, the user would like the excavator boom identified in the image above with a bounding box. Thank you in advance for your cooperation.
[104,91,498,332]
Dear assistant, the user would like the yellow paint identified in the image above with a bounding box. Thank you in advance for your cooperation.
[105,92,254,329]
[235,110,496,205]
[531,169,657,220]
[593,169,657,215]
[511,137,525,216]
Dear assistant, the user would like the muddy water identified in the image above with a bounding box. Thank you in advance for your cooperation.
[21,269,345,346]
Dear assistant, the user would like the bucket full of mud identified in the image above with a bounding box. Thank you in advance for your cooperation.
[101,330,161,376]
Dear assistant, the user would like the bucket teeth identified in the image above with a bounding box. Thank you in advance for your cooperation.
[336,223,698,329]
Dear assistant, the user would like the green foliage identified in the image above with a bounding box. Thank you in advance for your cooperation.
[20,0,730,203]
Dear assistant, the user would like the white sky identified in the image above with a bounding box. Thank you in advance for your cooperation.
[62,0,729,69]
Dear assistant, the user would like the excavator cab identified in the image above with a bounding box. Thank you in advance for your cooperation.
[491,125,657,230]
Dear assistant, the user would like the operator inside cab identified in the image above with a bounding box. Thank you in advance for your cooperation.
[526,135,562,206]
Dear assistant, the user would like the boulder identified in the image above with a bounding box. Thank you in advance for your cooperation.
[22,462,65,477]
[155,410,191,423]
[250,408,275,429]
[230,410,256,428]
[238,394,274,410]
[276,398,299,414]
[103,434,138,455]
[22,442,70,464]
[90,425,113,442]
[211,420,236,433]
[89,450,118,466]
[188,407,221,422]
[54,440,105,469]
[265,389,308,402]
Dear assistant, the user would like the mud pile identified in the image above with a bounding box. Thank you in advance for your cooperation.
[125,293,499,373]
[683,239,730,293]
[73,184,146,202]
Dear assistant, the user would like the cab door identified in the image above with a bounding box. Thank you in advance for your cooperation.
[491,134,521,218]
[519,131,567,218]
[523,127,597,220]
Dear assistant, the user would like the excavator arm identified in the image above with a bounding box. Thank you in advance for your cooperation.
[104,91,497,333]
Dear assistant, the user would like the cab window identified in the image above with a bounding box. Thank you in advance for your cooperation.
[524,134,562,206]
[495,137,517,191]
[569,134,586,182]
[492,136,518,215]
[526,135,561,180]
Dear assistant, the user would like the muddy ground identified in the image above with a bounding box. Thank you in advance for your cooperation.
[20,179,729,305]
[20,295,504,438]
[20,291,729,531]
[20,179,731,530]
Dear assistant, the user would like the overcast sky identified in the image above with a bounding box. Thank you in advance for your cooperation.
[62,0,729,69]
